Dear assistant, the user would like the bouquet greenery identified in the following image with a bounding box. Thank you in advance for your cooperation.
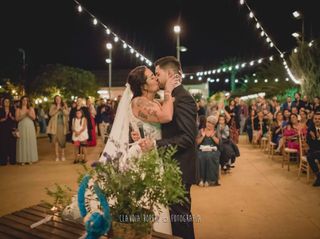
[95,146,186,223]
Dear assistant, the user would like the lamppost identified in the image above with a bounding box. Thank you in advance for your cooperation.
[173,25,181,61]
[292,10,304,43]
[18,48,26,95]
[105,43,112,99]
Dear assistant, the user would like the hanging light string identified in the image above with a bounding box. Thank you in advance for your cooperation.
[242,1,282,54]
[239,0,300,84]
[187,54,275,78]
[73,0,153,66]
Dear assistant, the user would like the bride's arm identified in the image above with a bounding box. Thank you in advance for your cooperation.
[131,74,179,124]
[132,94,173,124]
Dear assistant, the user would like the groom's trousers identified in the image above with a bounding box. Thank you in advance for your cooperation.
[169,183,195,239]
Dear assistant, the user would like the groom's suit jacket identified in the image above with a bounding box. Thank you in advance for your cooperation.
[156,85,197,184]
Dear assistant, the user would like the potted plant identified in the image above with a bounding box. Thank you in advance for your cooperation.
[86,145,187,239]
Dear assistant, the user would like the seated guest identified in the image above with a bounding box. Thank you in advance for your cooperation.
[253,111,268,145]
[196,115,221,187]
[312,97,320,113]
[292,93,305,110]
[271,112,287,152]
[283,113,306,152]
[283,109,291,124]
[217,115,239,172]
[307,112,320,186]
[281,96,293,111]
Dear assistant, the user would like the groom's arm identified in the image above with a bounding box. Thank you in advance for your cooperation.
[156,95,197,150]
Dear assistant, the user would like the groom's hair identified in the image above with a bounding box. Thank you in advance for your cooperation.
[154,56,182,75]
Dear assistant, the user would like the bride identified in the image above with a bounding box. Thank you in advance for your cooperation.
[97,65,179,235]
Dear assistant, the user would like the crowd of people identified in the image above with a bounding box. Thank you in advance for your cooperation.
[1,92,319,187]
[1,90,319,187]
[195,93,320,187]
[0,95,118,165]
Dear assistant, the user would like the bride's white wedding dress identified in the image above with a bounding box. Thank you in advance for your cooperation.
[127,103,172,235]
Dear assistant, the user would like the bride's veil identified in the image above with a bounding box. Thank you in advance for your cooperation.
[99,83,132,165]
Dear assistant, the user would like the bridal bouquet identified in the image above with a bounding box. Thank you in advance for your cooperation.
[96,145,186,220]
[88,145,186,237]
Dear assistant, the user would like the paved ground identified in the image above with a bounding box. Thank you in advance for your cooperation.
[0,136,320,239]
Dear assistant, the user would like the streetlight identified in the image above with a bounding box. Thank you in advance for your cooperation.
[291,32,301,39]
[106,43,112,99]
[173,25,181,61]
[292,10,304,42]
[180,46,188,52]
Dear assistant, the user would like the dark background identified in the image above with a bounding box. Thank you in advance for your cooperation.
[0,0,318,72]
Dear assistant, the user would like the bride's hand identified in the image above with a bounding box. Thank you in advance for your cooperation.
[165,74,181,93]
[138,138,155,152]
[131,130,140,142]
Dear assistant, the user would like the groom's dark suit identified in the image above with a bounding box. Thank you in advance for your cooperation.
[156,84,197,239]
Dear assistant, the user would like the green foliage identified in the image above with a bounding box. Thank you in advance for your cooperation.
[290,39,320,99]
[209,92,225,103]
[29,64,99,99]
[45,183,73,211]
[94,146,186,223]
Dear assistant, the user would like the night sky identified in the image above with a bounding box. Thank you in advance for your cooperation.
[0,0,319,72]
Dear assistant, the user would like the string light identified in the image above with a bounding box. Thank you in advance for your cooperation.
[77,5,82,12]
[308,40,314,47]
[73,0,152,66]
[239,0,300,84]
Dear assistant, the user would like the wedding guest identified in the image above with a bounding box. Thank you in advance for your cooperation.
[16,96,38,165]
[47,95,69,161]
[225,99,240,144]
[196,115,221,187]
[37,104,47,134]
[72,109,88,164]
[306,112,320,186]
[69,97,92,143]
[86,97,97,147]
[0,96,17,165]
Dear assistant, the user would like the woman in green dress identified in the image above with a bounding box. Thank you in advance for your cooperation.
[16,96,38,165]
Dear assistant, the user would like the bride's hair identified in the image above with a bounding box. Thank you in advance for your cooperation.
[127,65,147,99]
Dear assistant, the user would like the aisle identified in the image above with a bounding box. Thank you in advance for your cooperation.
[0,136,320,239]
[192,137,320,239]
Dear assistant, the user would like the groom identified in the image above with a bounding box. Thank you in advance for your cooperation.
[142,56,197,239]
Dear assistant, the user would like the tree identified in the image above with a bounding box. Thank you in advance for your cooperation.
[220,57,242,93]
[29,64,99,100]
[289,39,320,99]
[234,58,297,98]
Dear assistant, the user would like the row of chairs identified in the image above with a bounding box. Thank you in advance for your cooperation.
[249,130,314,183]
